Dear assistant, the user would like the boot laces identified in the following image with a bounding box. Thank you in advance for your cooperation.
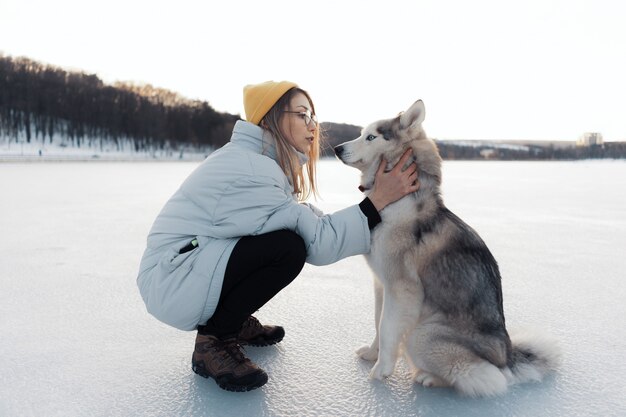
[215,338,248,367]
[242,316,262,331]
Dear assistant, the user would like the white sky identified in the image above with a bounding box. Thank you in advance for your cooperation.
[1,0,625,141]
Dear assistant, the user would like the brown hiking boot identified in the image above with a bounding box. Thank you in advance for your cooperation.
[237,316,285,347]
[191,333,268,392]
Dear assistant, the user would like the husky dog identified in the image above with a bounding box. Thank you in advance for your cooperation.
[334,100,560,397]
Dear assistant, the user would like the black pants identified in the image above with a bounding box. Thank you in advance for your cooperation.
[197,230,306,337]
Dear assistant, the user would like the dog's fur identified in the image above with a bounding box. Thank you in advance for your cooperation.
[334,100,560,397]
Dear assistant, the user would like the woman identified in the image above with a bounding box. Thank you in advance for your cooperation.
[137,81,419,392]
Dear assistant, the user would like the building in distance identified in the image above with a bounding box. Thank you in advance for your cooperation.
[577,132,604,147]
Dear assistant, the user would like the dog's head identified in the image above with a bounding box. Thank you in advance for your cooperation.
[335,100,441,190]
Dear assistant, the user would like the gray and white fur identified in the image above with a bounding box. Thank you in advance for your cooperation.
[334,100,560,397]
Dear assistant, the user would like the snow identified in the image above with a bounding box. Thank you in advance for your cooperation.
[441,140,531,151]
[0,135,210,162]
[1,159,625,417]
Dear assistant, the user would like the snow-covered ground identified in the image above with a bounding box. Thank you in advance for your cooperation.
[0,136,210,162]
[1,159,625,417]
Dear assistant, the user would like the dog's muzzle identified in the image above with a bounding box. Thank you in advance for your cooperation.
[334,145,345,159]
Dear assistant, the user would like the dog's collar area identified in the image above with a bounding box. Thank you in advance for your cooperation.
[357,157,417,192]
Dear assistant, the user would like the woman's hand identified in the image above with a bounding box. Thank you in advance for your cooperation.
[368,148,420,211]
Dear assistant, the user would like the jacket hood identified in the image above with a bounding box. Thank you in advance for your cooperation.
[231,120,309,166]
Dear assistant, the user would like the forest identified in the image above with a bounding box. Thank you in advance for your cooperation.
[0,55,238,153]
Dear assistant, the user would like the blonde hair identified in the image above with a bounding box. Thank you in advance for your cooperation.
[260,87,321,201]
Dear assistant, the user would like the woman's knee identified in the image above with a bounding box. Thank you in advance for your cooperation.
[269,230,306,272]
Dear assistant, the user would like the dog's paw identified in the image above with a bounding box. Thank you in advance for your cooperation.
[414,370,447,387]
[356,345,379,361]
[369,361,394,380]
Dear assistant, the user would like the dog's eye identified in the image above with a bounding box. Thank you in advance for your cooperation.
[366,134,376,141]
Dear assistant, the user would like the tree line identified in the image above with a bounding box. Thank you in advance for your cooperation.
[0,54,239,152]
[435,141,626,160]
[1,54,624,159]
[319,123,626,160]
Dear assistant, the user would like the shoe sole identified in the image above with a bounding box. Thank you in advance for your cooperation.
[241,334,284,347]
[240,328,285,347]
[192,361,268,392]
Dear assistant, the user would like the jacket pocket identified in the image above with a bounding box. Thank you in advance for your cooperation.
[162,238,199,272]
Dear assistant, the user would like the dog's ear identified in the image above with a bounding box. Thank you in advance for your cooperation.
[399,100,425,129]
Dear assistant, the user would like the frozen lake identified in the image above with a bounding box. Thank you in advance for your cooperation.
[1,159,625,417]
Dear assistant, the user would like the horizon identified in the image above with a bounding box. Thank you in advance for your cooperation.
[0,55,620,145]
[1,0,625,142]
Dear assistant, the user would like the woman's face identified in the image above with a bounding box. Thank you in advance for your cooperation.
[280,92,318,154]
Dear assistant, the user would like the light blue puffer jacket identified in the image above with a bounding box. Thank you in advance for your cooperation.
[137,120,371,330]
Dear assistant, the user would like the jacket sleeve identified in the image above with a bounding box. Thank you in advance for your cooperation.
[211,175,371,266]
[301,202,324,217]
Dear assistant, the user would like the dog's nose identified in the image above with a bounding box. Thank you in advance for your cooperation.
[334,145,344,157]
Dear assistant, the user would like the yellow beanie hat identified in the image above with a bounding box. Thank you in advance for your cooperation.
[243,80,298,125]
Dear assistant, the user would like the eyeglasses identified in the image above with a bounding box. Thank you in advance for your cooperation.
[283,109,318,128]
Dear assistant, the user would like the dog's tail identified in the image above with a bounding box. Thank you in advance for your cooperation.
[504,328,561,385]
